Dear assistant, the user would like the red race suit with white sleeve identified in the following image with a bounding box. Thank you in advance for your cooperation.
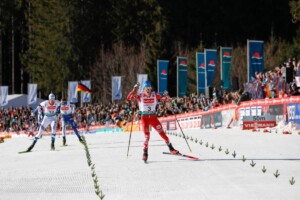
[127,91,170,150]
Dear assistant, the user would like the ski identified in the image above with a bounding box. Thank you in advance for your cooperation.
[162,152,200,161]
[18,150,31,154]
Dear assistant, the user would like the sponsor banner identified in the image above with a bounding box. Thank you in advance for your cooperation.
[201,113,222,128]
[178,116,201,129]
[247,40,264,82]
[112,76,122,101]
[196,52,206,95]
[205,49,217,87]
[137,74,148,93]
[213,112,222,127]
[222,109,235,127]
[177,57,188,97]
[220,47,232,89]
[265,104,284,116]
[81,80,91,103]
[27,83,37,105]
[123,123,141,132]
[286,103,300,129]
[157,60,169,95]
[68,81,78,103]
[161,121,168,131]
[168,120,177,130]
[0,86,8,106]
[242,115,276,129]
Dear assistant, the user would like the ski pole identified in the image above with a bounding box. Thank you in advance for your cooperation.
[174,113,192,152]
[126,113,134,158]
[126,83,140,158]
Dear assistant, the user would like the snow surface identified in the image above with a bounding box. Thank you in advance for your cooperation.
[0,128,299,200]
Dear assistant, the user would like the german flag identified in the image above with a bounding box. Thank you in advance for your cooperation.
[77,83,92,93]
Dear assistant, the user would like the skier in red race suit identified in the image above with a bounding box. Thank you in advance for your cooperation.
[127,81,179,162]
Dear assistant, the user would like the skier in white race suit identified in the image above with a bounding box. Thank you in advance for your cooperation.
[58,98,83,146]
[25,93,61,152]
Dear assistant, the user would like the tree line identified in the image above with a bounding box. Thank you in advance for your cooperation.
[0,0,299,103]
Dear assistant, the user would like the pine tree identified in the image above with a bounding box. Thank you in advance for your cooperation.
[21,0,73,96]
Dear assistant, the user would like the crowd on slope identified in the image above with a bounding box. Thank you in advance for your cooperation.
[1,57,300,133]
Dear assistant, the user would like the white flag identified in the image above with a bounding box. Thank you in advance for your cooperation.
[28,83,37,105]
[112,76,122,101]
[68,81,78,103]
[0,86,8,106]
[137,74,148,93]
[296,76,300,87]
[81,80,91,103]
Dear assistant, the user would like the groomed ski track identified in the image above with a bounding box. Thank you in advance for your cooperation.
[0,128,299,200]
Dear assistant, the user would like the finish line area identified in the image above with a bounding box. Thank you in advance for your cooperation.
[0,128,299,200]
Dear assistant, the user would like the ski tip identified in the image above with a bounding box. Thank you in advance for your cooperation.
[18,150,30,154]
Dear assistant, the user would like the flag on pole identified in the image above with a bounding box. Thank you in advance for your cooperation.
[77,82,92,93]
[137,74,148,93]
[196,52,205,95]
[157,60,169,95]
[112,76,122,101]
[247,40,264,82]
[205,49,217,87]
[80,80,91,103]
[68,81,78,103]
[0,86,8,106]
[220,47,232,90]
[177,57,188,97]
[27,83,37,105]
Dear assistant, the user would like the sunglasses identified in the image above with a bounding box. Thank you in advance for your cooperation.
[145,87,152,91]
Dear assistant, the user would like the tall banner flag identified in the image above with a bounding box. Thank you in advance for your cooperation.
[112,76,122,101]
[27,83,37,105]
[0,86,8,106]
[205,49,217,87]
[247,40,264,82]
[177,57,188,97]
[137,74,148,93]
[80,80,91,103]
[196,52,206,95]
[68,81,78,103]
[220,47,232,90]
[157,60,169,95]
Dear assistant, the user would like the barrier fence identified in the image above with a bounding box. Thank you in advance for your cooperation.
[1,96,300,137]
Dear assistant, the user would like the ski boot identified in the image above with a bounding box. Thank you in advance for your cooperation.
[62,136,67,146]
[79,136,85,145]
[142,149,148,163]
[168,143,180,155]
[27,140,37,152]
[51,141,55,151]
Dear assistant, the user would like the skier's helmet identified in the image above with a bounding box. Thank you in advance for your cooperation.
[49,93,55,101]
[142,81,152,90]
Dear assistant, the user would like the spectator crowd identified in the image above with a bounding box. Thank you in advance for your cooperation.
[1,57,300,134]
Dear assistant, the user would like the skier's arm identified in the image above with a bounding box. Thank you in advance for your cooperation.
[156,93,171,102]
[31,105,41,116]
[127,83,141,101]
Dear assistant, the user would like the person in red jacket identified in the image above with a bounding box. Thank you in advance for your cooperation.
[127,81,179,162]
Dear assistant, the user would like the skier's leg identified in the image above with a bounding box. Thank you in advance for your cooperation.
[27,117,49,151]
[141,116,150,161]
[151,116,179,154]
[61,119,67,146]
[69,118,82,141]
[50,118,57,150]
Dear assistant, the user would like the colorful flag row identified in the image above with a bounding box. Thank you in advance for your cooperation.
[156,40,264,97]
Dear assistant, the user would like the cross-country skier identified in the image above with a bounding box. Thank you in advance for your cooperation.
[31,104,44,137]
[58,98,83,145]
[127,81,179,162]
[25,93,60,152]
